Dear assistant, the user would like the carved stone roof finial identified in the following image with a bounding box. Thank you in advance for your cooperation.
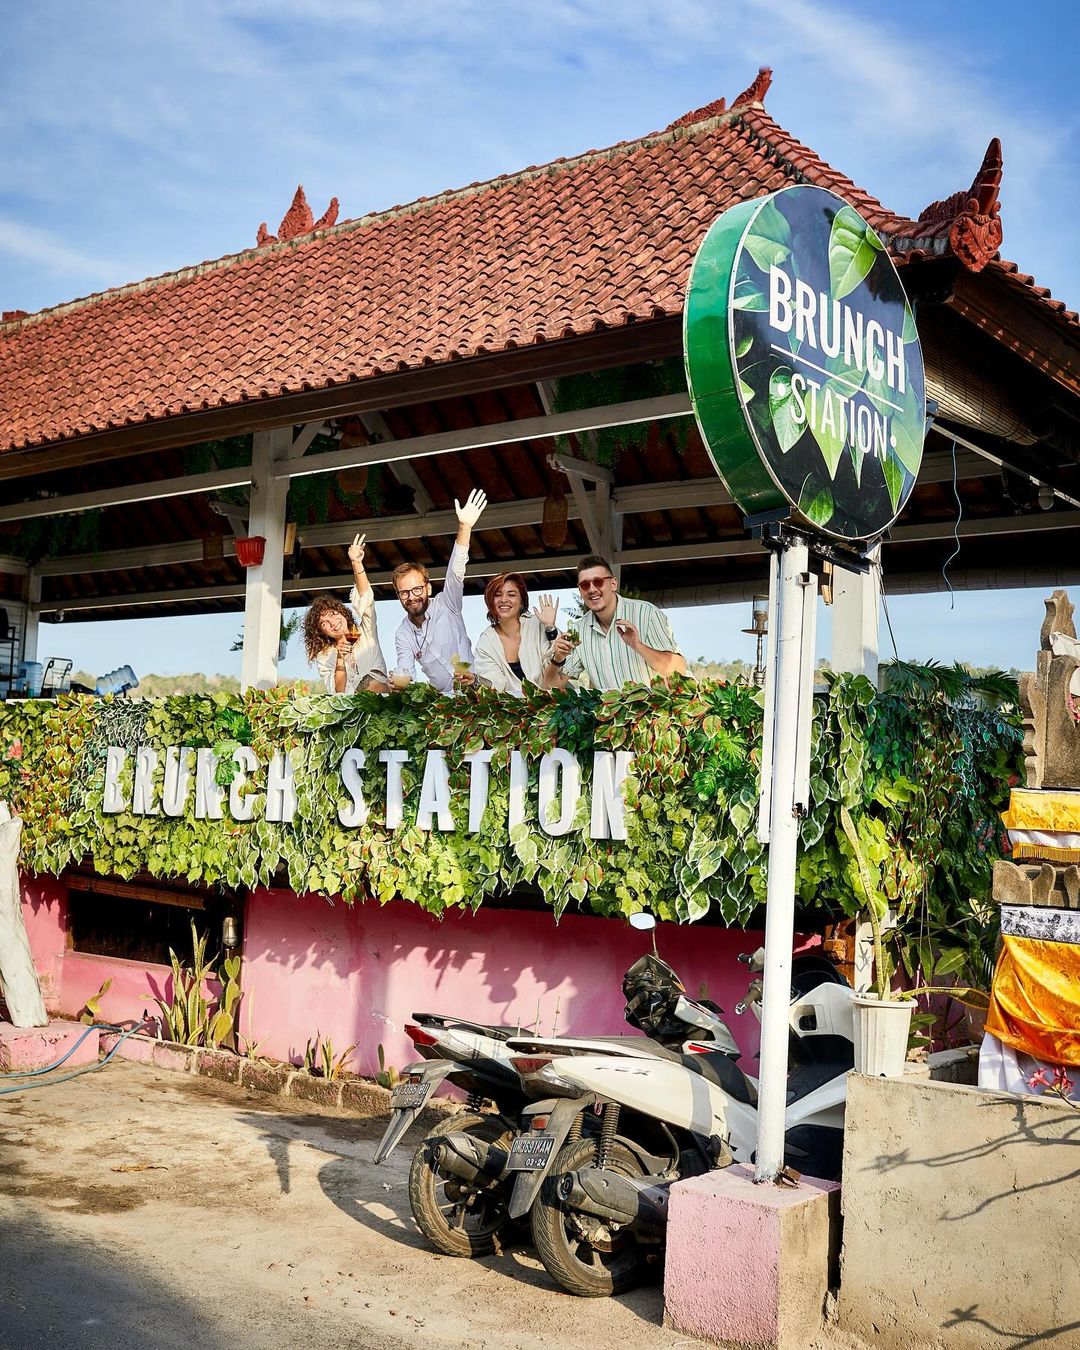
[731,67,773,109]
[256,185,340,248]
[916,138,1003,273]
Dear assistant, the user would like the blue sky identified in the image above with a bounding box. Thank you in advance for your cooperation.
[2,0,1078,679]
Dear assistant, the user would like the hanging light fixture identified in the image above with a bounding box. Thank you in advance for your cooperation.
[541,472,569,549]
[742,593,769,686]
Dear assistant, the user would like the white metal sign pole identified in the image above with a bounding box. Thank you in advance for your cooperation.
[754,532,818,1183]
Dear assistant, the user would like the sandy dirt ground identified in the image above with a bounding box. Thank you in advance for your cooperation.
[0,1059,864,1350]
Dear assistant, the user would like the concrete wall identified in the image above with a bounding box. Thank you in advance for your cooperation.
[19,874,775,1075]
[838,1074,1080,1349]
[19,873,180,1025]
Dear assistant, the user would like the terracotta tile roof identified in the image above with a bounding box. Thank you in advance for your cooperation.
[1,82,1075,455]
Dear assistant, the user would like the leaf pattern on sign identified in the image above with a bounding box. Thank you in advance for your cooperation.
[810,378,850,480]
[738,377,755,404]
[902,299,918,345]
[732,276,768,311]
[882,450,905,514]
[889,383,925,477]
[735,334,754,358]
[798,474,834,527]
[769,367,803,453]
[828,206,884,302]
[742,198,793,272]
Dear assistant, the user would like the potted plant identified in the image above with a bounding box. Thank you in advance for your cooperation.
[230,611,302,662]
[840,807,915,1076]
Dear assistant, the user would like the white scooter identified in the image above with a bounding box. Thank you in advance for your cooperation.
[504,917,855,1297]
[374,980,737,1260]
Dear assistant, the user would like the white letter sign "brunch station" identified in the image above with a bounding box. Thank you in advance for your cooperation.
[101,745,635,841]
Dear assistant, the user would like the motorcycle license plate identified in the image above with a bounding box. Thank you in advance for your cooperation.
[390,1081,430,1110]
[507,1134,556,1171]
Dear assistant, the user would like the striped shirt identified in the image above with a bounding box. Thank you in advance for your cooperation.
[563,596,681,691]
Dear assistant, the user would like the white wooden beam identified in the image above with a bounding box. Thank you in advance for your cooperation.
[564,471,602,554]
[290,421,330,458]
[360,413,435,516]
[277,394,693,479]
[890,507,1079,543]
[550,452,614,485]
[0,464,254,524]
[23,573,41,664]
[831,544,881,686]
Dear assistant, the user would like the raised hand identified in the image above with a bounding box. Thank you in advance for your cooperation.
[347,532,367,566]
[537,594,559,628]
[550,634,574,664]
[614,619,640,650]
[454,488,488,527]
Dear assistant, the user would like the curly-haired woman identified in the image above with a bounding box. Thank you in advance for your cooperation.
[303,534,389,693]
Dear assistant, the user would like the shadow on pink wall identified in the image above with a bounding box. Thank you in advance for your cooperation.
[239,888,771,1076]
[20,874,789,1078]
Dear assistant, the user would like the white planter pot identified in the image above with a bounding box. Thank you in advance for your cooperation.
[852,994,914,1077]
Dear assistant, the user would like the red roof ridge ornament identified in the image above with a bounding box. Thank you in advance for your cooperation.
[731,66,773,110]
[916,137,1003,273]
[667,66,772,130]
[256,185,340,248]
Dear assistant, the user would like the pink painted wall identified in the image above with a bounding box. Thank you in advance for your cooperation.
[19,873,785,1076]
[18,873,176,1028]
[239,888,769,1074]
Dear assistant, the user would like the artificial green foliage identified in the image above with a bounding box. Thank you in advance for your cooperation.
[0,670,1020,941]
[10,507,103,561]
[552,357,690,466]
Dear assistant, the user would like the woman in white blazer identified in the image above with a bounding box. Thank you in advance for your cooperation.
[457,573,559,696]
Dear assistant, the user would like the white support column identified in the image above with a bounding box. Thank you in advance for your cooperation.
[754,535,818,1184]
[23,573,41,664]
[830,547,880,686]
[240,428,290,691]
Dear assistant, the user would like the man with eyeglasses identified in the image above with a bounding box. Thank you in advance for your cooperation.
[392,488,488,693]
[544,554,686,691]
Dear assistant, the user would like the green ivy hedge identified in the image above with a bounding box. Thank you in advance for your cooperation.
[0,671,1021,932]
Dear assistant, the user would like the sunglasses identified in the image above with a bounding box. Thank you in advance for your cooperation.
[578,576,614,592]
[396,584,427,600]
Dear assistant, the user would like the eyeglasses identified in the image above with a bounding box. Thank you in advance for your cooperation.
[578,576,614,592]
[396,584,427,600]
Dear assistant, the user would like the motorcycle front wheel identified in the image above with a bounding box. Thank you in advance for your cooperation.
[532,1137,650,1297]
[408,1112,517,1258]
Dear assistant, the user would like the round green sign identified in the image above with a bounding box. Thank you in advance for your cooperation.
[683,186,925,541]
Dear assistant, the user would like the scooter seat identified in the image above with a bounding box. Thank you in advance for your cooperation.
[680,1050,757,1106]
[785,1056,852,1105]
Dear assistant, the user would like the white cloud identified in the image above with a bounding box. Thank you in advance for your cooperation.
[0,217,117,282]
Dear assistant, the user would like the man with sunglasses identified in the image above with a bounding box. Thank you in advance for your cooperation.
[392,488,488,693]
[544,554,685,691]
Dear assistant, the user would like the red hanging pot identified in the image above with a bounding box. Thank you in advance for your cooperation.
[235,535,266,568]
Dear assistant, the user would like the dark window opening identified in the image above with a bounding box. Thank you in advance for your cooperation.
[68,888,213,966]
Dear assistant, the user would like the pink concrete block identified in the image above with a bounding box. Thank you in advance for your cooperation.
[152,1040,195,1074]
[0,1019,101,1072]
[99,1031,158,1065]
[664,1163,840,1350]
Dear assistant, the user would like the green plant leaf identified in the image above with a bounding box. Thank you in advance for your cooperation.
[768,367,803,453]
[742,199,793,272]
[798,475,834,528]
[809,378,850,479]
[732,276,769,312]
[882,451,905,514]
[828,206,883,302]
